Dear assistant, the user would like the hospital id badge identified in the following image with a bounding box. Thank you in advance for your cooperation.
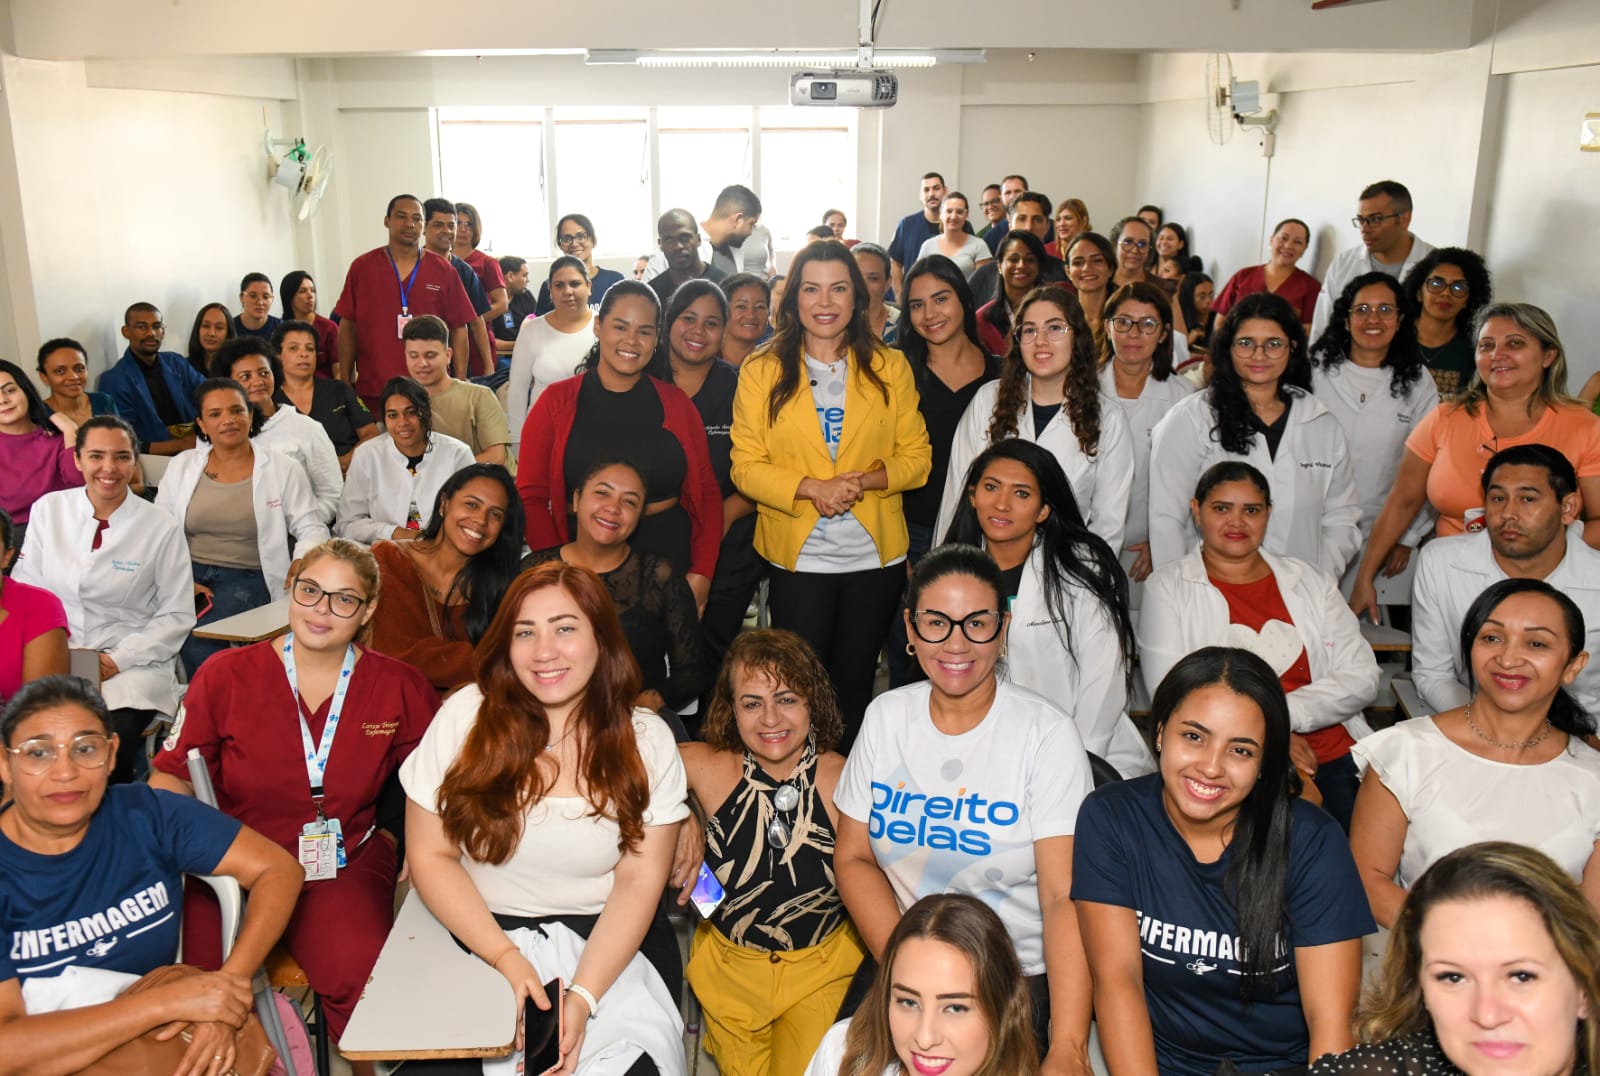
[299,821,338,881]
[396,313,413,338]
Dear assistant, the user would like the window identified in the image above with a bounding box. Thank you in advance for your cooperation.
[436,108,549,261]
[759,108,855,249]
[431,105,858,268]
[551,108,651,258]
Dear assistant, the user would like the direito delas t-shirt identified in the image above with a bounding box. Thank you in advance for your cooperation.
[1071,775,1374,1076]
[0,784,240,985]
[834,680,1093,974]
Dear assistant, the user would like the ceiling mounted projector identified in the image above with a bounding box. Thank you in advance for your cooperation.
[790,69,899,108]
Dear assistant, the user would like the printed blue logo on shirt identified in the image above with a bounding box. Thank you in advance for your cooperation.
[869,780,1021,855]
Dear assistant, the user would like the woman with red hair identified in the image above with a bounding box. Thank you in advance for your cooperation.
[401,561,690,1075]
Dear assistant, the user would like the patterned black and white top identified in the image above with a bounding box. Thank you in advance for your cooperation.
[705,738,845,953]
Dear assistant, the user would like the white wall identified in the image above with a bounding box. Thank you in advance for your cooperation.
[0,55,300,381]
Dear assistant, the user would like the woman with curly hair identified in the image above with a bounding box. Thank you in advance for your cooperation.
[1311,271,1440,588]
[1148,292,1361,580]
[401,560,690,1075]
[804,894,1042,1076]
[935,283,1134,552]
[1314,841,1600,1076]
[673,629,862,1075]
[1400,246,1492,398]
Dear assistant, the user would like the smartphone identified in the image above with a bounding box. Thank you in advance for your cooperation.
[690,863,725,919]
[194,591,214,619]
[523,978,564,1076]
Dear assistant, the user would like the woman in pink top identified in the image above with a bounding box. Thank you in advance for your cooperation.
[0,507,68,701]
[0,359,82,540]
[1350,302,1600,620]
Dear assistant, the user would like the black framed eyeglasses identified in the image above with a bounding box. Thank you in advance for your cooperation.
[910,609,1004,645]
[1109,315,1163,336]
[557,231,591,247]
[1351,211,1403,229]
[291,578,367,619]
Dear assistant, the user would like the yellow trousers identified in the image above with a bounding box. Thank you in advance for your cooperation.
[686,920,865,1076]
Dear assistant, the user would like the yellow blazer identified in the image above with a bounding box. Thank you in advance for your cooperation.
[731,345,931,570]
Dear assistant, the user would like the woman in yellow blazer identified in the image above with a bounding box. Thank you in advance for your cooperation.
[732,240,931,745]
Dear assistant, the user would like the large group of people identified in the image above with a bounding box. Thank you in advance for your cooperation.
[2,170,1599,1076]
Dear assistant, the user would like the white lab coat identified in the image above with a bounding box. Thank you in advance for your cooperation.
[336,432,476,544]
[154,444,329,596]
[1099,363,1196,550]
[1004,541,1154,778]
[1310,360,1438,557]
[14,489,194,715]
[1412,525,1600,717]
[1138,548,1380,738]
[1147,387,1362,581]
[254,405,343,523]
[934,377,1134,552]
[1309,235,1436,341]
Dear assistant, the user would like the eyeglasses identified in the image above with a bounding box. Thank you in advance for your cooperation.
[291,577,367,619]
[1351,211,1404,229]
[979,198,1002,209]
[910,609,1004,645]
[1231,337,1290,358]
[557,231,591,247]
[1109,315,1163,336]
[5,734,113,776]
[1352,303,1399,320]
[1424,275,1470,298]
[1016,322,1071,344]
[1118,238,1150,252]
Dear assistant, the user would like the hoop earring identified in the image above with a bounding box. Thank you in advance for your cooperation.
[905,643,916,656]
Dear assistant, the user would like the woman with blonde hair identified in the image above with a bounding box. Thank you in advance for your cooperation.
[805,894,1041,1076]
[1313,841,1600,1076]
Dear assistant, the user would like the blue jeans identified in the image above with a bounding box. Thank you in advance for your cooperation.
[182,562,272,676]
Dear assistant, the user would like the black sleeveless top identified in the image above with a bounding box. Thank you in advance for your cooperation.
[704,738,844,952]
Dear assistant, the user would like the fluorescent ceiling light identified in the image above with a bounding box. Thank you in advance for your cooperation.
[586,49,984,68]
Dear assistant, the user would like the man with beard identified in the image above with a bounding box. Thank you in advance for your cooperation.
[98,302,204,455]
[702,184,762,277]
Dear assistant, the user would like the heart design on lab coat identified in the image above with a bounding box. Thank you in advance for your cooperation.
[1221,619,1303,677]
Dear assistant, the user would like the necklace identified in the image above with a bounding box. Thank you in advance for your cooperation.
[1464,702,1552,750]
[545,723,577,752]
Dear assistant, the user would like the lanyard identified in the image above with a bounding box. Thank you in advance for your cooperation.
[282,638,357,813]
[387,249,423,316]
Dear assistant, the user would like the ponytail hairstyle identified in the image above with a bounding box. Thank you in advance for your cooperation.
[987,284,1103,458]
[437,562,649,863]
[654,277,729,382]
[943,439,1134,696]
[581,280,662,377]
[1151,647,1295,996]
[1460,577,1593,737]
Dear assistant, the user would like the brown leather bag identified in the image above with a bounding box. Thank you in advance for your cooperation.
[80,964,277,1076]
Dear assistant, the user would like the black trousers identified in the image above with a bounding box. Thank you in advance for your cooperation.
[766,561,906,750]
[110,707,157,785]
[696,518,767,727]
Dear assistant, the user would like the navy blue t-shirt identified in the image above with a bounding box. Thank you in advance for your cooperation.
[888,210,939,271]
[1072,775,1374,1076]
[0,784,241,984]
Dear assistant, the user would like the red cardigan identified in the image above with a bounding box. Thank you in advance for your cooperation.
[515,372,722,579]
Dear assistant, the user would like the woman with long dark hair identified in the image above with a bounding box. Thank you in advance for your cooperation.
[1399,246,1492,398]
[279,270,341,378]
[1149,291,1362,579]
[369,462,525,693]
[1074,647,1373,1075]
[1176,272,1216,355]
[835,545,1095,1068]
[1310,271,1440,588]
[1350,577,1600,927]
[944,439,1149,777]
[804,895,1042,1076]
[401,561,689,1074]
[731,240,931,741]
[1139,461,1381,829]
[936,283,1133,553]
[518,279,722,609]
[1066,232,1117,350]
[975,230,1047,357]
[1100,282,1196,583]
[184,301,235,378]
